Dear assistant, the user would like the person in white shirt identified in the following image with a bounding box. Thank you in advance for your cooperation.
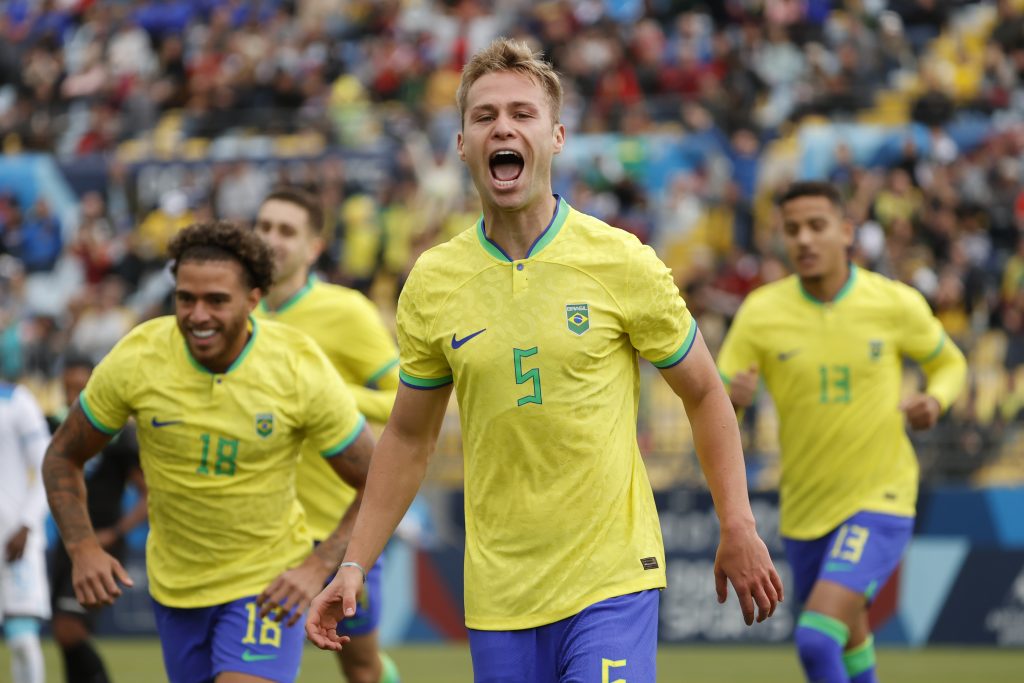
[0,382,51,683]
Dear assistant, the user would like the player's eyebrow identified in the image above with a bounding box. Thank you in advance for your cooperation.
[468,101,540,115]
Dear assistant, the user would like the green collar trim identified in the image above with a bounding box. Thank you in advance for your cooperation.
[799,264,858,306]
[475,196,569,262]
[183,316,259,375]
[261,274,315,314]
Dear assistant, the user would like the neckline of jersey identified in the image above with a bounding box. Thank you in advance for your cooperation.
[475,195,569,263]
[183,315,259,375]
[259,274,316,314]
[799,264,858,306]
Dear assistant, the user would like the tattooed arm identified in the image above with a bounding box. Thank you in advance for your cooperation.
[43,403,134,607]
[257,425,375,625]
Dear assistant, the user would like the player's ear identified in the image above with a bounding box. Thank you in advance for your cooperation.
[308,235,325,267]
[457,131,466,162]
[552,122,565,156]
[246,286,261,311]
[841,216,855,248]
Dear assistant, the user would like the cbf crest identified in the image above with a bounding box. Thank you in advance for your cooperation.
[566,303,590,335]
[255,413,274,438]
[869,340,883,361]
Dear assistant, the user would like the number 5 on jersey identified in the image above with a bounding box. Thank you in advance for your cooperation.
[513,347,542,407]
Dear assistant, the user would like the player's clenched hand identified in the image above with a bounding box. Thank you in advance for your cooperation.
[900,394,941,431]
[714,522,784,626]
[305,565,363,652]
[258,555,333,627]
[728,366,759,409]
[69,539,134,608]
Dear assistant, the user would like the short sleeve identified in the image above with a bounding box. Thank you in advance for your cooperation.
[897,286,947,363]
[80,337,136,435]
[300,344,367,458]
[340,292,400,390]
[623,242,697,368]
[396,263,453,389]
[717,299,762,385]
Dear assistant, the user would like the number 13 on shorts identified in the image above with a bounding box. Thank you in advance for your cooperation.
[831,524,870,564]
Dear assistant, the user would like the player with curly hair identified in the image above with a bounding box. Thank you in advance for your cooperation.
[44,221,376,683]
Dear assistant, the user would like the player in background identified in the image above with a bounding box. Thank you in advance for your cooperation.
[718,181,967,683]
[47,353,147,683]
[0,380,51,683]
[43,222,375,683]
[253,186,400,683]
[307,38,782,683]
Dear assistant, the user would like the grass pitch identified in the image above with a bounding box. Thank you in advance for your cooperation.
[1,639,1022,682]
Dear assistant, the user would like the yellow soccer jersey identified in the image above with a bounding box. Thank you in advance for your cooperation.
[79,316,365,608]
[718,266,964,540]
[255,277,398,540]
[398,197,697,630]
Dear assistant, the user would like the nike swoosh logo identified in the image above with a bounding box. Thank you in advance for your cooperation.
[241,649,278,662]
[451,328,486,349]
[777,349,801,361]
[151,417,183,428]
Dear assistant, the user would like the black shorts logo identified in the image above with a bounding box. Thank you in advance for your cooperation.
[640,557,659,570]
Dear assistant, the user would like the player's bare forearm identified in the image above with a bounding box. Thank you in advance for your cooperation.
[342,383,450,569]
[311,490,363,571]
[308,425,377,571]
[660,333,755,529]
[43,404,111,552]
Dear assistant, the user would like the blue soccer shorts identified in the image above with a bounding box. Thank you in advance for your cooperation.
[783,510,914,605]
[152,595,305,683]
[468,589,659,683]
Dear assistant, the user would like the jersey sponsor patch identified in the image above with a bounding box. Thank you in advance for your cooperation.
[640,557,659,570]
[566,303,589,335]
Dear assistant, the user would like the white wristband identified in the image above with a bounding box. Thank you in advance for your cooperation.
[339,561,367,584]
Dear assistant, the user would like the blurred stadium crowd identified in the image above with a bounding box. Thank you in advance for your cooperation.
[0,0,1022,487]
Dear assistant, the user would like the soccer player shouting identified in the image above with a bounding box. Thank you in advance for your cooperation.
[43,222,375,683]
[307,38,782,682]
[718,181,967,683]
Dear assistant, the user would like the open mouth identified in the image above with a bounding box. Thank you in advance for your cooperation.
[489,150,524,184]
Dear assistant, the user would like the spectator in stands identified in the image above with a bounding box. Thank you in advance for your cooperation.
[19,198,62,273]
[69,276,136,364]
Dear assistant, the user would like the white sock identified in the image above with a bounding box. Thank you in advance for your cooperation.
[7,620,45,683]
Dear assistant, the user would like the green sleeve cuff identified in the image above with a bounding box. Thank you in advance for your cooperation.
[399,369,453,390]
[78,394,119,435]
[365,358,399,389]
[650,320,698,369]
[322,414,367,458]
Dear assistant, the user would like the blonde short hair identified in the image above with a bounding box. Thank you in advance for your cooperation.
[456,37,563,125]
